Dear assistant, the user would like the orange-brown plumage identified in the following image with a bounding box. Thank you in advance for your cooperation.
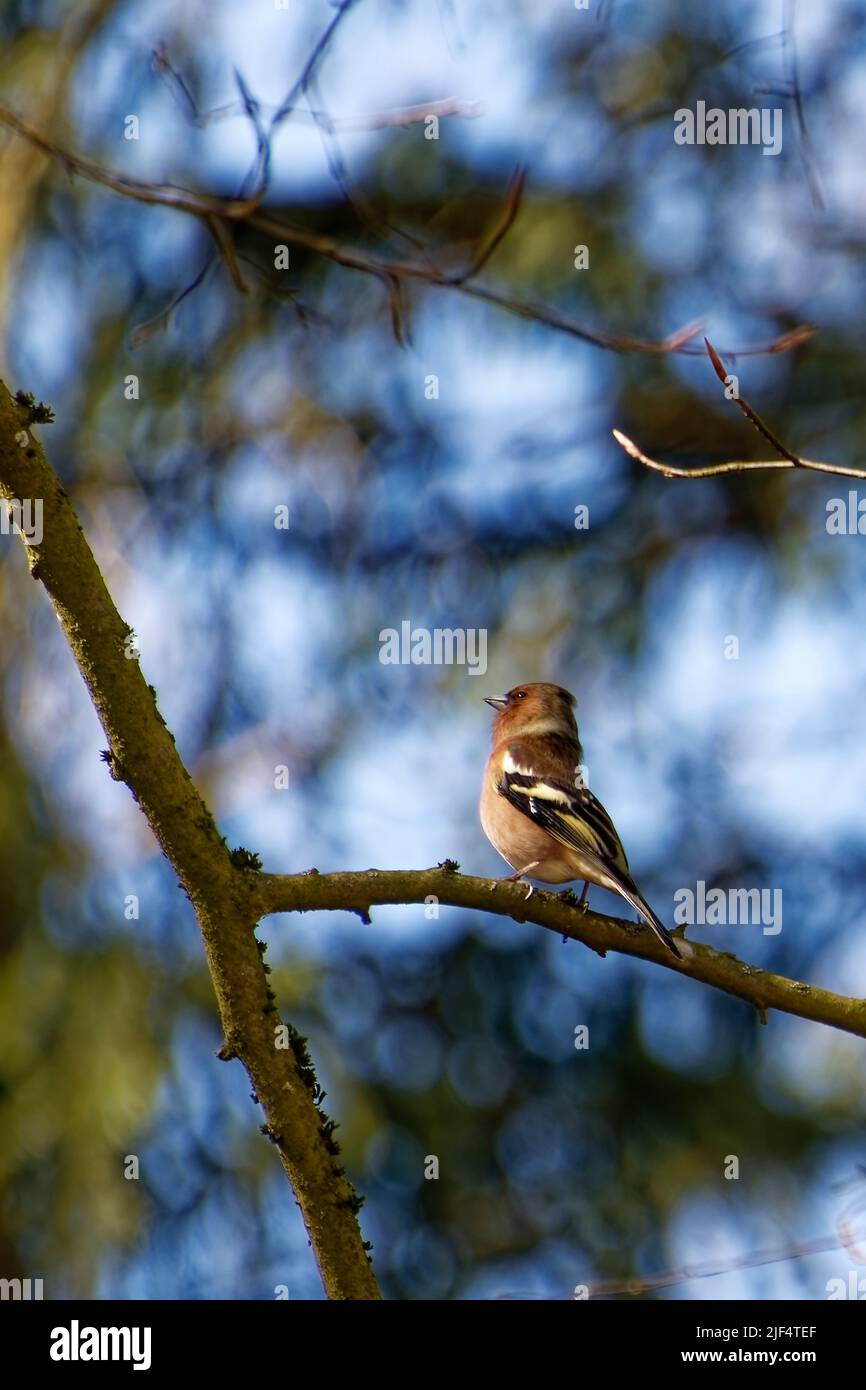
[480,682,682,959]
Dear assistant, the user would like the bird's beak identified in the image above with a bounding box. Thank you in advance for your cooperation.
[484,695,508,711]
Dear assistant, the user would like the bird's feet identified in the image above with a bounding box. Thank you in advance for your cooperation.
[503,861,540,899]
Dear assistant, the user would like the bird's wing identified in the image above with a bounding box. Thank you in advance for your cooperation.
[497,751,631,879]
[497,746,683,960]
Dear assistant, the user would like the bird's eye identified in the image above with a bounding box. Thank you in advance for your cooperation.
[514,690,526,700]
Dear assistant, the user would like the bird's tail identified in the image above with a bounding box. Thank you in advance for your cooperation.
[615,878,683,960]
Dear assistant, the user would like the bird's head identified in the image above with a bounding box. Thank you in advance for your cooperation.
[484,682,578,741]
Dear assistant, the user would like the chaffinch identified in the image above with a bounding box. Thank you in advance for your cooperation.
[480,682,682,959]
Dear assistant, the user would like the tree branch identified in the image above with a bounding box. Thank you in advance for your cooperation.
[0,103,811,360]
[152,44,483,132]
[254,866,866,1042]
[612,336,866,481]
[703,337,805,464]
[612,427,866,481]
[0,381,380,1301]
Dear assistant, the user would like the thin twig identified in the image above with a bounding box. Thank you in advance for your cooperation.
[612,429,866,481]
[232,67,270,200]
[151,51,482,134]
[704,338,804,464]
[305,71,429,264]
[613,338,866,480]
[128,256,215,348]
[497,1213,866,1298]
[323,96,483,132]
[0,104,813,361]
[446,166,526,284]
[271,0,359,130]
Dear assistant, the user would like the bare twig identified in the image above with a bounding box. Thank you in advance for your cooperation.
[271,0,359,131]
[446,166,526,284]
[612,429,866,481]
[704,337,804,464]
[613,335,866,481]
[323,96,483,132]
[151,50,483,134]
[386,273,410,346]
[769,0,824,209]
[305,71,430,264]
[152,43,202,124]
[150,7,361,330]
[0,104,813,361]
[129,257,215,348]
[498,1217,866,1298]
[586,1221,864,1297]
[232,67,269,200]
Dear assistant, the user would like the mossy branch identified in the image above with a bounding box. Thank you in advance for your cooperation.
[0,379,380,1301]
[255,867,866,1042]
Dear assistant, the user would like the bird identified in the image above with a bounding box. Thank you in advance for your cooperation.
[480,682,683,959]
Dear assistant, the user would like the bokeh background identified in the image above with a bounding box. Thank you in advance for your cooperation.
[1,0,865,1300]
